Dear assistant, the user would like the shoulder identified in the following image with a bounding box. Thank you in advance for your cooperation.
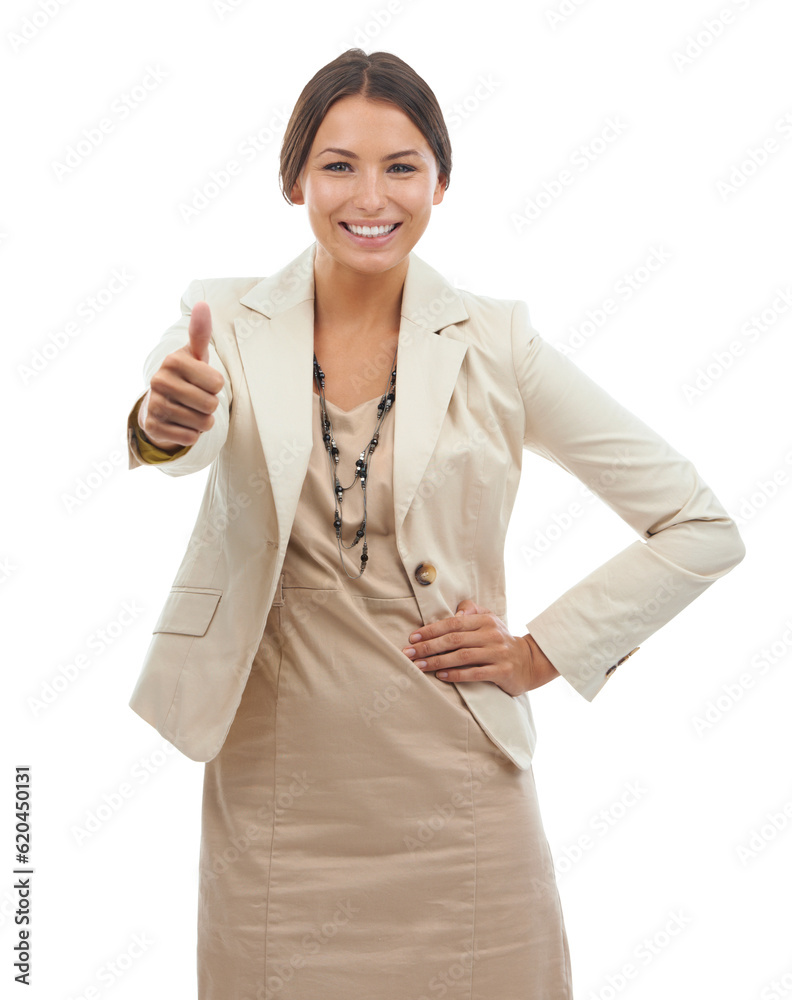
[450,287,535,364]
[180,277,267,344]
[457,287,524,327]
[176,278,267,359]
[191,276,264,310]
[437,286,532,398]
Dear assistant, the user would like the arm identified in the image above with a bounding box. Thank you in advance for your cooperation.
[510,299,746,701]
[126,278,233,477]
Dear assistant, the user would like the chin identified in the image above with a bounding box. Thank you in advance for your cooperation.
[320,241,404,269]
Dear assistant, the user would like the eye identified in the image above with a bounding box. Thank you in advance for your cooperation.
[320,162,416,174]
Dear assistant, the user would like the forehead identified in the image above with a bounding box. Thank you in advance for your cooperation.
[313,95,425,144]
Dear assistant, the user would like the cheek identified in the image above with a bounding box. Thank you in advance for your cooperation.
[413,190,436,216]
[398,181,434,212]
[305,179,340,212]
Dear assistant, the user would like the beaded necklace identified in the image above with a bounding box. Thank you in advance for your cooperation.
[312,340,398,579]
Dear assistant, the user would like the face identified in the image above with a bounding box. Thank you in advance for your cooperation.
[290,94,447,277]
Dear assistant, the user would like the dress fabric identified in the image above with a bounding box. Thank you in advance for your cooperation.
[197,391,573,1000]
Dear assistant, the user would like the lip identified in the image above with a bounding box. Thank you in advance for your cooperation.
[339,221,402,247]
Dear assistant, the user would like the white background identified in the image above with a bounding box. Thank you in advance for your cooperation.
[3,0,791,997]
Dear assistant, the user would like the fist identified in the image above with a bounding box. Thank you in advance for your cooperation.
[138,301,225,452]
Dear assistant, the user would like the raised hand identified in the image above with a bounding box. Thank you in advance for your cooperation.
[137,301,225,452]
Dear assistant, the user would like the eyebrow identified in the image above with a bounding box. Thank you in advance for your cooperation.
[315,147,425,162]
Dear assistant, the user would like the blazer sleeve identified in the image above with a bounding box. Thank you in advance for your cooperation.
[510,299,746,702]
[126,278,232,477]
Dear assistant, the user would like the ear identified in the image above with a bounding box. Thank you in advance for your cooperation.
[433,173,448,206]
[290,176,305,205]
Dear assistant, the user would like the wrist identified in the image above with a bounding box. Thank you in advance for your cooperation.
[521,632,560,691]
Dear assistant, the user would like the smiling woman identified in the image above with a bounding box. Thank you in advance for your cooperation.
[125,46,745,1000]
[280,86,452,414]
[287,90,449,368]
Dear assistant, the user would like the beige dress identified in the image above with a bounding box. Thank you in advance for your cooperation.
[197,391,573,999]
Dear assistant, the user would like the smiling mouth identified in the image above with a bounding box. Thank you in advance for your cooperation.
[341,222,401,237]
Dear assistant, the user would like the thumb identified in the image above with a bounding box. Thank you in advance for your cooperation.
[188,300,212,363]
[456,599,491,616]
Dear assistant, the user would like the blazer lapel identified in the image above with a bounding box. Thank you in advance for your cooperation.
[235,242,469,542]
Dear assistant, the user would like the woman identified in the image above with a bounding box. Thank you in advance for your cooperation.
[126,48,746,999]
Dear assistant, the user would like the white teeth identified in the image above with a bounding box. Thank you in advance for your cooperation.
[346,223,397,237]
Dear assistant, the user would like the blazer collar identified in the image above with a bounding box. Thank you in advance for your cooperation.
[234,241,470,541]
[239,241,469,330]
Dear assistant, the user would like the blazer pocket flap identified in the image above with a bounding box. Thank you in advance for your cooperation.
[152,587,223,636]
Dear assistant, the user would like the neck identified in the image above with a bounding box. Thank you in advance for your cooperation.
[312,245,407,340]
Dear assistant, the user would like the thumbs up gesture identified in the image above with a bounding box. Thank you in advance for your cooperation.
[137,301,226,452]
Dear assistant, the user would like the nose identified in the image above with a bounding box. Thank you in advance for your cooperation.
[352,169,388,212]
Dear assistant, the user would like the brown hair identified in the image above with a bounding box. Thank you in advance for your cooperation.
[279,48,452,205]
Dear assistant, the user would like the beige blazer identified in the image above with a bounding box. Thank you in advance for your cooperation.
[125,241,746,769]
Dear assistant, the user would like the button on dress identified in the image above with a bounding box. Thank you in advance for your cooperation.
[197,390,573,999]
